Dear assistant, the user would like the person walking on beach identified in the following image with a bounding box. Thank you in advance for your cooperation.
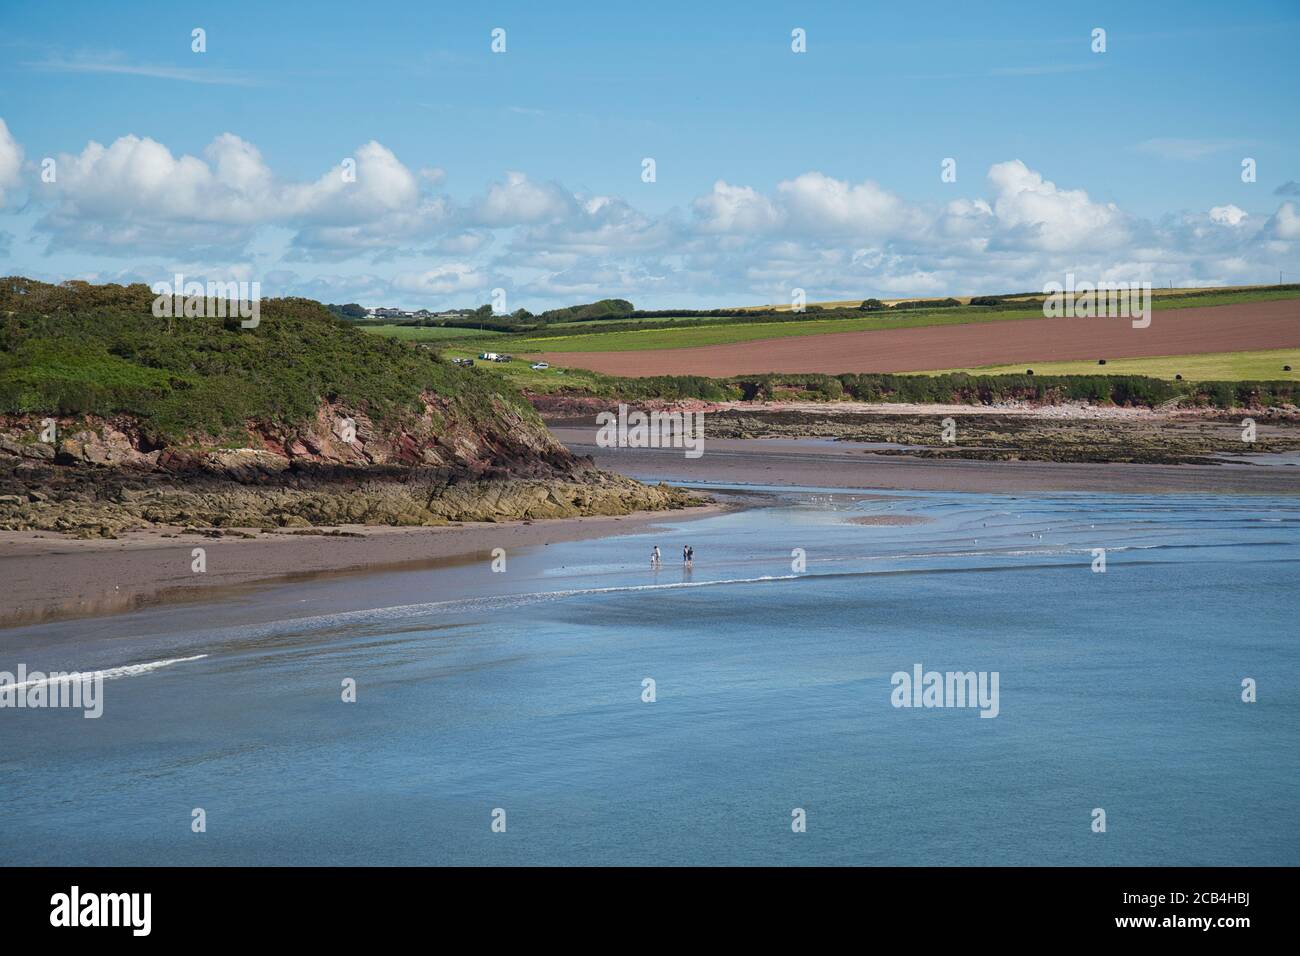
[651,545,661,568]
[682,544,689,566]
[685,545,694,568]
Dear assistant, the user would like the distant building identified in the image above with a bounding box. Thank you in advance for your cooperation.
[365,306,472,321]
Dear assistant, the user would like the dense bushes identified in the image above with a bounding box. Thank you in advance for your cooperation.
[830,373,1184,406]
[0,277,530,443]
[709,372,1295,409]
[537,299,635,323]
[892,298,961,310]
[566,366,1296,409]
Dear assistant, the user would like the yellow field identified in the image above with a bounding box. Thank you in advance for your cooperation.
[751,285,1287,313]
[909,349,1299,382]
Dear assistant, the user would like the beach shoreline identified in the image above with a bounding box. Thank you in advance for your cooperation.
[7,414,1299,628]
[550,426,1300,495]
[0,502,728,629]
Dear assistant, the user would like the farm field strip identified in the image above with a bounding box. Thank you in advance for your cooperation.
[910,348,1298,382]
[535,299,1300,378]
[509,289,1300,354]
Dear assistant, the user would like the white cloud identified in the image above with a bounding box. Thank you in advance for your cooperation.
[692,173,927,240]
[1267,202,1300,240]
[986,160,1125,251]
[437,230,493,255]
[4,117,1298,307]
[392,263,489,295]
[692,181,782,233]
[508,194,675,263]
[32,133,450,257]
[1209,204,1248,226]
[472,171,575,226]
[776,172,926,238]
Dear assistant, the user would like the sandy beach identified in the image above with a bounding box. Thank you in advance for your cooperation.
[6,428,1297,629]
[6,414,1299,628]
[0,504,724,628]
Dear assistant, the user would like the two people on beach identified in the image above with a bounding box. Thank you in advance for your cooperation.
[650,544,693,568]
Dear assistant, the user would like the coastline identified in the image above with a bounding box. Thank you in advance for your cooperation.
[550,427,1300,495]
[7,418,1299,628]
[0,502,726,629]
[10,424,1300,632]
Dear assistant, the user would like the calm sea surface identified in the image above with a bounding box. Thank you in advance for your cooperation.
[2,485,1297,865]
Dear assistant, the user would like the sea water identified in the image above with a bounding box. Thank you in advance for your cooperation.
[1,487,1296,866]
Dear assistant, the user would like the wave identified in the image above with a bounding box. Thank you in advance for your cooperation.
[0,654,209,693]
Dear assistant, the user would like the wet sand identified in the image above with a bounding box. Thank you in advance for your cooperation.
[549,427,1300,496]
[7,421,1299,628]
[0,505,722,629]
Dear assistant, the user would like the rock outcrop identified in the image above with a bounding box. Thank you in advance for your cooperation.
[0,404,703,538]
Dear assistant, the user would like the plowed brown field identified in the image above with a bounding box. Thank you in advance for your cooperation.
[539,300,1300,377]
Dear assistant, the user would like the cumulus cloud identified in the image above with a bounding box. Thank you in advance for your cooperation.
[776,172,926,238]
[693,181,782,233]
[508,194,677,266]
[1209,204,1247,226]
[436,230,493,255]
[44,133,273,226]
[391,263,490,295]
[692,174,924,239]
[4,116,1299,307]
[472,171,575,226]
[985,160,1126,251]
[33,132,450,257]
[1266,202,1300,240]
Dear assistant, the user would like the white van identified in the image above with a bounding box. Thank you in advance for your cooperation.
[479,352,500,361]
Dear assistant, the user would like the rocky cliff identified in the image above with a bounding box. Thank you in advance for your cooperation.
[0,278,702,536]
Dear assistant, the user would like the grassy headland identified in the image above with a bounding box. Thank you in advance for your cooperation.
[0,278,701,537]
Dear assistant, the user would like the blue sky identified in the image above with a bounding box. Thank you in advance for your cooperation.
[1,0,1298,309]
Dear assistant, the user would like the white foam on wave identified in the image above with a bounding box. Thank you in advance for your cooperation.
[0,654,209,693]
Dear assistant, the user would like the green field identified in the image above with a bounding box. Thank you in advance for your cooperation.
[510,308,1035,353]
[358,324,503,343]
[501,289,1300,354]
[911,349,1299,382]
[430,348,606,392]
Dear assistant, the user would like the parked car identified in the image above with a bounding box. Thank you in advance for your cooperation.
[478,351,499,361]
[493,354,513,363]
[530,362,549,370]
